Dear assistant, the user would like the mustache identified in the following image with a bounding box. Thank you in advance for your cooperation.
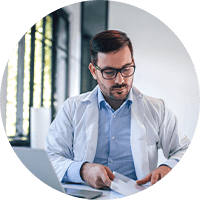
[110,83,127,89]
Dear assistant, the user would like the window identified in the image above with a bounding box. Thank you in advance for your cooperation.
[6,9,69,146]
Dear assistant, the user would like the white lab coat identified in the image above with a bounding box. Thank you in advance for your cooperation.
[45,86,190,182]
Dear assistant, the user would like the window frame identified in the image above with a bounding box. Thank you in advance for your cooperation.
[7,8,69,147]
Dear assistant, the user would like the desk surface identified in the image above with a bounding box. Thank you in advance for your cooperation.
[62,182,125,199]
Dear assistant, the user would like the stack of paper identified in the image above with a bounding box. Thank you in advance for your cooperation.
[110,171,147,196]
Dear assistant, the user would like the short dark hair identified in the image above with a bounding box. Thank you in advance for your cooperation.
[90,30,133,65]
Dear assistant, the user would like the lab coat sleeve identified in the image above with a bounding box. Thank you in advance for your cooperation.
[45,98,76,182]
[157,100,190,168]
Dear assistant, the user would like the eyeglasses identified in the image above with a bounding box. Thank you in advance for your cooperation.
[93,60,136,80]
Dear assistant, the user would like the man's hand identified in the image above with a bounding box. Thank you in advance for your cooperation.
[136,165,171,186]
[80,163,115,189]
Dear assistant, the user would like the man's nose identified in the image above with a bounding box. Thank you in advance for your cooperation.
[115,71,124,84]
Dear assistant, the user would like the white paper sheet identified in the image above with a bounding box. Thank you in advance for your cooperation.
[110,171,146,196]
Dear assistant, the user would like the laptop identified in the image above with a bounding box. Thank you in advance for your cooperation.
[13,147,103,199]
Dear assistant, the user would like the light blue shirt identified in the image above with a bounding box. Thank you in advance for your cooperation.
[62,87,137,183]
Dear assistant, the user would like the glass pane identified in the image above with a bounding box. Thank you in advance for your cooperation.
[23,30,31,135]
[6,45,18,137]
[46,15,52,40]
[43,45,52,108]
[43,16,52,108]
[33,19,43,108]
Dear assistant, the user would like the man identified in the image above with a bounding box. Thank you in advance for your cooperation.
[46,30,190,189]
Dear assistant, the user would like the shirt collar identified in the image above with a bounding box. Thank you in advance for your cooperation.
[97,86,133,109]
[126,87,133,108]
[97,86,106,109]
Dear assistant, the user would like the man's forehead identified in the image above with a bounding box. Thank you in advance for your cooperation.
[97,46,133,68]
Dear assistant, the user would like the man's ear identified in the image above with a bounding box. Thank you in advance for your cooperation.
[89,63,97,80]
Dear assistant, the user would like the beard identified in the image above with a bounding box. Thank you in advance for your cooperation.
[97,77,133,101]
[108,83,130,100]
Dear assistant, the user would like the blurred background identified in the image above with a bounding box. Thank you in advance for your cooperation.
[0,0,199,164]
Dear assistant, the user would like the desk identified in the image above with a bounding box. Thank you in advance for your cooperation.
[62,182,125,199]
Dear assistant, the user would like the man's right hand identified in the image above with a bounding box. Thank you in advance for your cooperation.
[80,163,115,189]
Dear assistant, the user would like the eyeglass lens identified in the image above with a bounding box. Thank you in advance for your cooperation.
[102,66,134,79]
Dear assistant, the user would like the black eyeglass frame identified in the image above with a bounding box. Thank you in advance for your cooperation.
[93,59,136,80]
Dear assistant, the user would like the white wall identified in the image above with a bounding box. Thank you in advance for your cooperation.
[108,2,199,164]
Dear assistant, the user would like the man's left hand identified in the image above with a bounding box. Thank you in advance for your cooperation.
[136,165,171,186]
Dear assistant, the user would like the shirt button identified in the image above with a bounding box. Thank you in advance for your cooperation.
[111,160,114,163]
[113,115,116,118]
[112,136,115,140]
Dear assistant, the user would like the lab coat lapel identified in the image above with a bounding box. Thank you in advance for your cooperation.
[130,93,150,180]
[83,92,99,163]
